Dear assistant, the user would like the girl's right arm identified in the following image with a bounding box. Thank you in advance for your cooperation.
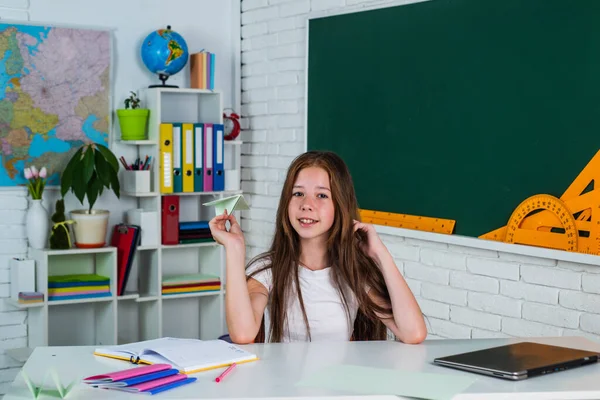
[209,210,268,344]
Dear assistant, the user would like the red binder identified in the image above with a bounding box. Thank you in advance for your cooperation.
[162,196,179,245]
[110,224,140,296]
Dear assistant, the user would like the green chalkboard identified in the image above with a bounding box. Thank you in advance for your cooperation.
[307,0,600,237]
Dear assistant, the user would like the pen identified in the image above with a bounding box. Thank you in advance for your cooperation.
[215,363,236,383]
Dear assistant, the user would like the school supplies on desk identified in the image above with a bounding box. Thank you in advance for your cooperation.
[83,363,196,395]
[93,337,258,374]
[215,363,236,383]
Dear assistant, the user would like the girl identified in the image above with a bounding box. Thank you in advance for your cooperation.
[209,151,426,344]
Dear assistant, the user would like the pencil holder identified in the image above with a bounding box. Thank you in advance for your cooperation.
[123,170,151,193]
[9,258,35,301]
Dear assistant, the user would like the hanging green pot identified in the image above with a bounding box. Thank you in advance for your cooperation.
[117,109,150,140]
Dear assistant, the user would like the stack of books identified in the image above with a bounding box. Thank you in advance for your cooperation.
[83,363,196,395]
[18,291,43,304]
[48,274,111,301]
[179,221,214,244]
[161,274,220,296]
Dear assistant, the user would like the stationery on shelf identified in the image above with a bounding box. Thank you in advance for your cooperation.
[47,274,111,301]
[110,224,141,296]
[22,368,78,399]
[203,194,249,216]
[178,220,213,244]
[119,155,152,171]
[83,363,196,395]
[18,291,43,304]
[161,195,179,245]
[93,337,258,374]
[161,273,220,295]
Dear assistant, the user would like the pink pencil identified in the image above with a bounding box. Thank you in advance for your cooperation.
[215,363,236,383]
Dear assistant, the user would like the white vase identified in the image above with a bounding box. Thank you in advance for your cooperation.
[26,199,49,249]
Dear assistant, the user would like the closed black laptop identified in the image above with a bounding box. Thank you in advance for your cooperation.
[433,341,599,380]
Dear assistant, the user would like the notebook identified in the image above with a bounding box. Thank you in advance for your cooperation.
[93,337,258,374]
[433,341,599,380]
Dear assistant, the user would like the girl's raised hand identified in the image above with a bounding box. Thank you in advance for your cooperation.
[353,219,388,262]
[209,209,245,251]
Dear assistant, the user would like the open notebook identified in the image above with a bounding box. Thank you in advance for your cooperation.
[94,337,258,374]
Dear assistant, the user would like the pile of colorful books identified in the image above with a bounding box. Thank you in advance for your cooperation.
[48,274,111,301]
[161,273,220,296]
[179,221,213,244]
[83,363,196,395]
[18,291,43,304]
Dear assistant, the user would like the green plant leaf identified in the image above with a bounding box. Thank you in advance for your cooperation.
[72,167,86,205]
[60,147,83,197]
[95,144,119,172]
[109,169,120,199]
[82,147,95,184]
[86,173,101,211]
[94,149,112,186]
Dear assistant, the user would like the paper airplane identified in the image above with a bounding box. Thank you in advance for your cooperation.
[22,368,78,399]
[203,194,249,216]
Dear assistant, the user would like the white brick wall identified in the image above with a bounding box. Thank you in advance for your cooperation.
[0,4,32,397]
[240,0,600,345]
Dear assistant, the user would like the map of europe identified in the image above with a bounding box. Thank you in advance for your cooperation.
[0,23,110,186]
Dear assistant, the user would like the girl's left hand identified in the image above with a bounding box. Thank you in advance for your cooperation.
[353,220,388,262]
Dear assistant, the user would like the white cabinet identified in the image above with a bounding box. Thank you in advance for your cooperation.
[15,88,241,349]
[115,87,241,344]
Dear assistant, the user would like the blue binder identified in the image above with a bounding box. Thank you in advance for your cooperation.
[172,123,183,193]
[213,123,225,191]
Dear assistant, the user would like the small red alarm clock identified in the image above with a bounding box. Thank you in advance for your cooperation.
[223,109,241,140]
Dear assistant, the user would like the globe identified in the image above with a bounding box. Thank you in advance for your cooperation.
[141,25,189,88]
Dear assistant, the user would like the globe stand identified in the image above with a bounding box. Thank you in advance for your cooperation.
[148,73,178,89]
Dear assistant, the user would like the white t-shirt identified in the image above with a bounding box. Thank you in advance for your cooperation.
[246,259,359,342]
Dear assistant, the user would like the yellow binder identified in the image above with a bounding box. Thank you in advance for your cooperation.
[159,123,174,194]
[182,123,194,192]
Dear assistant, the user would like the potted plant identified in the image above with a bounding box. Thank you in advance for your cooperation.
[116,91,150,140]
[60,143,120,248]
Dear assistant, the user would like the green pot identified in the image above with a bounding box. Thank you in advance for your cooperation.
[117,109,150,140]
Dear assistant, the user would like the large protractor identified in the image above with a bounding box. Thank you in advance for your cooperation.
[505,194,578,252]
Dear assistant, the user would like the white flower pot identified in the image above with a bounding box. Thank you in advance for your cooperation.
[26,199,49,249]
[70,209,110,248]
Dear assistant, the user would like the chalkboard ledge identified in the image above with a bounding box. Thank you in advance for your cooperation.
[375,225,600,267]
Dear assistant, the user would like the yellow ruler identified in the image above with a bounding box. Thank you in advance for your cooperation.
[480,150,600,255]
[359,209,455,234]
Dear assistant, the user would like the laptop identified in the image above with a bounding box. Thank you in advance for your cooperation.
[433,341,599,380]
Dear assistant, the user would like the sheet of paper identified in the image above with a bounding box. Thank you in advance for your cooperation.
[296,364,477,400]
[203,194,249,216]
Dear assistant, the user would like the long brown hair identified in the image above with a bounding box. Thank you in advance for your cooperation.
[247,151,392,342]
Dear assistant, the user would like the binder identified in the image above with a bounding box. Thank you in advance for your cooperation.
[193,123,204,192]
[161,196,179,245]
[110,224,140,296]
[182,123,194,192]
[213,123,225,191]
[209,52,215,90]
[159,124,173,194]
[203,123,214,191]
[172,123,183,193]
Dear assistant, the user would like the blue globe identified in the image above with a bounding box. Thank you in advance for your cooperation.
[141,26,189,86]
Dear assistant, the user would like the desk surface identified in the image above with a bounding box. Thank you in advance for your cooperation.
[4,336,600,400]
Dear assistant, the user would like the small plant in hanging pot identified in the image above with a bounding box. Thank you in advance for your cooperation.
[60,143,120,248]
[116,91,150,141]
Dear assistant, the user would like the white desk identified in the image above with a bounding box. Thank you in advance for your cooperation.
[4,336,600,399]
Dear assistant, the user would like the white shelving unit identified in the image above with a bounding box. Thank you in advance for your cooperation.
[13,88,241,351]
[18,247,118,349]
[115,87,241,345]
